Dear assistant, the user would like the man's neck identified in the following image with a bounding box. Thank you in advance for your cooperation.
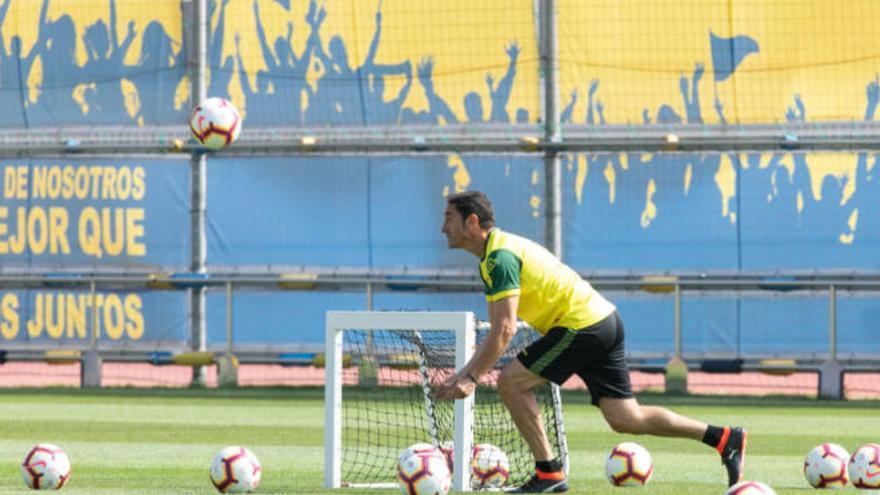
[466,228,493,259]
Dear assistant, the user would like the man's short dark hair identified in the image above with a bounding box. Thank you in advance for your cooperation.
[447,191,495,229]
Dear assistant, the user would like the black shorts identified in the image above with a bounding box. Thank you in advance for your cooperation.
[517,310,633,406]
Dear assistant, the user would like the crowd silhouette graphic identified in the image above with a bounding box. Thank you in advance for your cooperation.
[0,0,876,264]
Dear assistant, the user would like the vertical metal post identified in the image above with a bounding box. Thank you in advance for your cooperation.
[81,280,102,388]
[664,283,688,394]
[218,281,238,387]
[539,0,562,257]
[674,284,682,359]
[828,284,837,360]
[819,284,842,399]
[226,281,234,358]
[90,280,98,348]
[188,0,209,387]
[191,0,207,105]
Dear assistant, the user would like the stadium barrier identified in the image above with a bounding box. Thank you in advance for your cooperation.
[0,272,878,398]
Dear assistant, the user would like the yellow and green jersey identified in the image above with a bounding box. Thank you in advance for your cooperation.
[479,228,615,334]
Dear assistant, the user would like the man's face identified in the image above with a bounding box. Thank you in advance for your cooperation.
[441,204,467,248]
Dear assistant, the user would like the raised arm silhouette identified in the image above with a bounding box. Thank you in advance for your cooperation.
[129,0,188,124]
[0,0,42,126]
[486,41,519,122]
[358,6,412,124]
[207,0,233,99]
[80,0,137,123]
[416,56,458,124]
[31,0,90,125]
[586,79,599,124]
[679,62,704,123]
[280,0,325,123]
[560,89,577,124]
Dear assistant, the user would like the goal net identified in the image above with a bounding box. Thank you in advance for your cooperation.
[324,311,567,492]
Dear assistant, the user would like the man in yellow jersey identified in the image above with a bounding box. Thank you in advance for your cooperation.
[435,191,746,493]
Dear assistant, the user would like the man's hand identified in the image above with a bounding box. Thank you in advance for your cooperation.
[435,374,476,400]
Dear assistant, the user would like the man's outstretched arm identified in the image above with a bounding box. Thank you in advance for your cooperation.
[435,295,518,400]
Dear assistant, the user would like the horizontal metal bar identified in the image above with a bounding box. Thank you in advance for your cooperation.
[4,122,880,154]
[1,273,880,289]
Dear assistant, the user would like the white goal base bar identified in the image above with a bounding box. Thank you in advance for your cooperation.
[341,482,398,489]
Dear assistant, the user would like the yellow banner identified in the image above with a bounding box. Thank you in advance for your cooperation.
[559,0,880,124]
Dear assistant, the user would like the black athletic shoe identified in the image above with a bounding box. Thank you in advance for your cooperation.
[505,473,569,493]
[719,426,748,487]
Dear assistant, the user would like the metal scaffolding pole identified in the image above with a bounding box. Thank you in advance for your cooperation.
[188,0,208,387]
[540,0,562,257]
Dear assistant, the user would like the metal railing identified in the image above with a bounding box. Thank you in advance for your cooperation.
[1,270,878,397]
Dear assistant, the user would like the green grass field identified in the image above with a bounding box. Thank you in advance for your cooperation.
[0,388,877,494]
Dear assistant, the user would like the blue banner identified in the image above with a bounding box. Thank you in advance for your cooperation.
[206,154,542,269]
[0,288,187,348]
[0,158,190,270]
[562,151,880,272]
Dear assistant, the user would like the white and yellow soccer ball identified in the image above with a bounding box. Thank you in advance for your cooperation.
[21,443,71,490]
[605,441,653,486]
[804,443,849,488]
[189,97,242,150]
[209,446,262,493]
[470,443,510,489]
[397,448,451,495]
[726,480,777,494]
[849,443,880,489]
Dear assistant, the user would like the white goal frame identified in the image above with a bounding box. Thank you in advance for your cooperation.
[324,311,477,492]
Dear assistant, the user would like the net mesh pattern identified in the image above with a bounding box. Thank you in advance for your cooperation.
[339,326,565,488]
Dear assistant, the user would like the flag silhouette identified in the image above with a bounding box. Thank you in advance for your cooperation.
[710,31,759,82]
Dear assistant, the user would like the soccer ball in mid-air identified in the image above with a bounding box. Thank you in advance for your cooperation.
[470,443,510,489]
[725,480,777,494]
[209,446,262,493]
[849,443,880,489]
[397,448,450,495]
[604,442,653,486]
[804,443,849,488]
[21,443,71,490]
[189,97,242,150]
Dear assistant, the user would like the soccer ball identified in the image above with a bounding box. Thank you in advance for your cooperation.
[399,443,440,466]
[605,442,653,486]
[209,446,262,493]
[849,443,880,489]
[21,443,71,490]
[804,443,849,488]
[725,480,777,494]
[397,449,451,495]
[470,443,510,489]
[189,97,242,150]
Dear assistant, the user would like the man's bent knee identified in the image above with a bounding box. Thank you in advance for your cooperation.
[600,397,645,435]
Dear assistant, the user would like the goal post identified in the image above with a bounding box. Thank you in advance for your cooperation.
[324,310,567,492]
[325,311,475,491]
